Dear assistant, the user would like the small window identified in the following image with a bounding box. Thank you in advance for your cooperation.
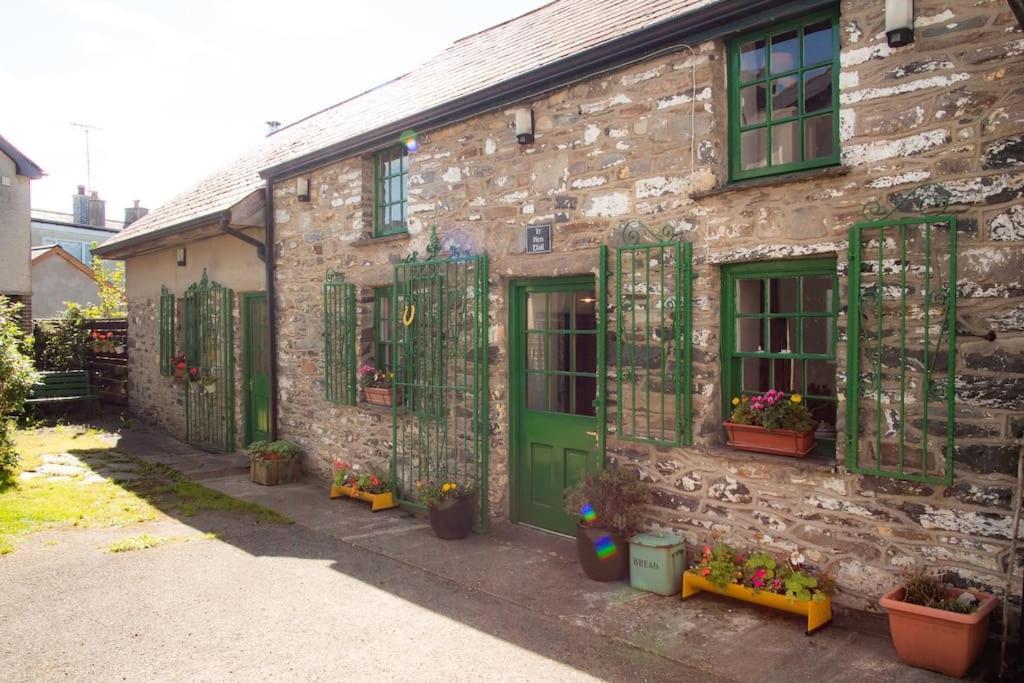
[728,10,839,181]
[721,259,838,457]
[374,145,409,236]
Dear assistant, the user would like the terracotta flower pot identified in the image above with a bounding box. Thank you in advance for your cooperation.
[576,524,629,582]
[880,585,998,678]
[723,421,815,457]
[364,386,397,406]
[428,495,474,539]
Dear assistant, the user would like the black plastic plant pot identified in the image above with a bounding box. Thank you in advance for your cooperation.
[576,524,629,581]
[428,495,474,540]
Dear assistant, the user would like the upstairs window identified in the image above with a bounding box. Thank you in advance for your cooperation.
[728,10,840,181]
[374,145,409,236]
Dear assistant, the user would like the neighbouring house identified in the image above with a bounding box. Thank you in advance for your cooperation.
[0,134,43,329]
[94,0,1024,611]
[29,245,100,318]
[31,186,141,266]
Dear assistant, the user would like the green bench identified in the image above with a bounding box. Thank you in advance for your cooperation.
[25,370,99,405]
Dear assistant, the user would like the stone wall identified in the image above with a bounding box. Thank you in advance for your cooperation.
[116,0,1024,611]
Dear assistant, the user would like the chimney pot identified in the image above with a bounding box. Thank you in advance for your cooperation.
[77,185,85,195]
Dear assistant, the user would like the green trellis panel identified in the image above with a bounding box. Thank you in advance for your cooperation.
[846,215,957,485]
[323,271,357,405]
[159,286,175,376]
[390,243,489,530]
[183,270,235,453]
[613,232,692,447]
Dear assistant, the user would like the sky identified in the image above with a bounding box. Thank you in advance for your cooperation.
[2,0,546,223]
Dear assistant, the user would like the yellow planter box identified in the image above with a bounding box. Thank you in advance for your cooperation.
[682,571,832,635]
[329,485,399,512]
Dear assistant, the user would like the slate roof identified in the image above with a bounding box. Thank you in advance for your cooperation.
[97,0,716,254]
[0,134,43,179]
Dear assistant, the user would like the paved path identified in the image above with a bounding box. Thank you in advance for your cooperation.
[0,425,963,682]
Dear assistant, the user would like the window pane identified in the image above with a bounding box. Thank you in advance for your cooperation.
[548,292,571,330]
[802,276,833,312]
[768,277,798,313]
[804,114,835,161]
[575,292,596,330]
[740,84,767,126]
[803,66,832,113]
[771,76,799,119]
[742,357,770,392]
[803,317,831,355]
[806,360,837,396]
[772,358,802,393]
[527,374,548,411]
[529,374,571,413]
[771,30,799,73]
[771,121,799,165]
[738,318,764,352]
[526,334,545,371]
[574,333,597,374]
[768,318,797,353]
[526,293,547,330]
[574,376,597,416]
[806,398,837,430]
[803,19,834,66]
[737,278,765,314]
[740,128,767,170]
[739,39,766,81]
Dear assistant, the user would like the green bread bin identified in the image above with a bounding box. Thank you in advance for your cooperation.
[629,533,687,596]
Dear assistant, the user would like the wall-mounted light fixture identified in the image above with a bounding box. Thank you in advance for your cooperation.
[885,0,914,48]
[296,176,311,202]
[176,247,187,267]
[515,108,534,145]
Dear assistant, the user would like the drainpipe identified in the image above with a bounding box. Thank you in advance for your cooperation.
[264,180,278,440]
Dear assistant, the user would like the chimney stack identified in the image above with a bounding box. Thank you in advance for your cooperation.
[123,199,149,228]
[73,185,89,224]
[87,190,106,227]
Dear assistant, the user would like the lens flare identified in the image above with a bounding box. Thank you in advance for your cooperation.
[400,128,419,152]
[580,503,597,523]
[594,535,617,560]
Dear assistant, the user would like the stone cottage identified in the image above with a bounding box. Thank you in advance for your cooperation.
[93,0,1024,611]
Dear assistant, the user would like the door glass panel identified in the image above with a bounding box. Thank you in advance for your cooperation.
[771,30,799,73]
[742,357,770,392]
[740,84,767,126]
[526,293,547,330]
[574,333,597,374]
[770,121,799,165]
[771,76,798,119]
[803,19,834,66]
[526,333,545,371]
[548,292,571,330]
[574,376,597,416]
[737,278,765,313]
[574,292,596,330]
[738,318,764,352]
[803,317,830,355]
[739,39,766,81]
[740,128,767,170]
[769,277,798,313]
[549,375,571,413]
[772,358,802,393]
[802,276,833,312]
[527,374,548,411]
[768,318,797,353]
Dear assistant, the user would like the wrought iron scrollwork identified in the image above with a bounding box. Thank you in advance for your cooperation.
[861,183,952,221]
[619,220,676,245]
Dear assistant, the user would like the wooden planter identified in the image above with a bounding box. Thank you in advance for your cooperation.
[330,484,399,512]
[364,386,398,406]
[723,422,815,457]
[682,571,832,635]
[880,585,998,677]
[250,456,301,486]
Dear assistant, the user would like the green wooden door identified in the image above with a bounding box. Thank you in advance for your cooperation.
[511,278,602,535]
[243,292,271,446]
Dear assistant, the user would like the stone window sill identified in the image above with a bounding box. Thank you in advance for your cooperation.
[701,443,840,472]
[350,232,411,247]
[691,165,850,200]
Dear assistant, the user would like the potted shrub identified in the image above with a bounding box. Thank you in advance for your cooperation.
[358,363,398,406]
[683,543,834,635]
[248,440,303,486]
[330,460,398,511]
[723,389,815,457]
[563,467,647,582]
[416,480,475,539]
[880,572,998,677]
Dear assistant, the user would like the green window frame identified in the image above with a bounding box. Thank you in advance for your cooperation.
[373,287,397,371]
[159,285,175,376]
[727,8,841,182]
[374,145,409,237]
[323,271,357,405]
[720,258,839,456]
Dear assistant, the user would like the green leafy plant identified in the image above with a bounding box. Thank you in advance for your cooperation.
[692,542,832,603]
[82,252,127,319]
[729,389,814,432]
[35,304,91,371]
[415,479,473,508]
[0,297,39,481]
[563,467,648,536]
[332,460,392,493]
[246,440,303,461]
[903,571,977,614]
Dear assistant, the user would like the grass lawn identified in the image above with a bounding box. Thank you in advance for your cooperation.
[0,425,288,555]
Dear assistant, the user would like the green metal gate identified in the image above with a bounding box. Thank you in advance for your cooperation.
[184,270,236,452]
[846,185,957,484]
[390,231,490,528]
[611,221,693,446]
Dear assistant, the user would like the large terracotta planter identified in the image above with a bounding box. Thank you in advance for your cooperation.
[880,585,998,678]
[576,524,629,582]
[364,386,398,406]
[723,421,815,457]
[682,571,832,635]
[428,495,474,539]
